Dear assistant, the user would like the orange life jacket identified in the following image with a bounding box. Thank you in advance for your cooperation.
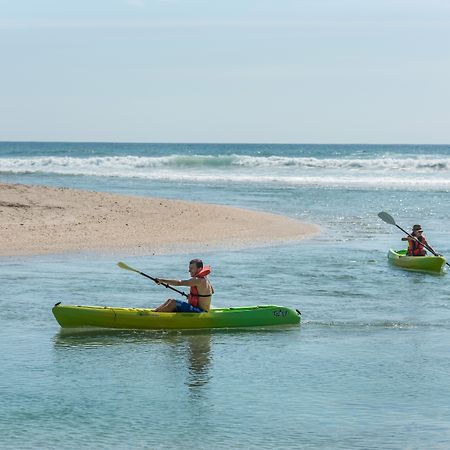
[407,235,426,256]
[188,266,213,307]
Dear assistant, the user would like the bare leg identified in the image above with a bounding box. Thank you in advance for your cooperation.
[154,299,177,312]
[154,299,171,312]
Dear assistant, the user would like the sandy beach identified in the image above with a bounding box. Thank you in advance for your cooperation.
[0,183,319,256]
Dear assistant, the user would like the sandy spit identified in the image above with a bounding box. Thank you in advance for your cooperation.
[0,183,320,256]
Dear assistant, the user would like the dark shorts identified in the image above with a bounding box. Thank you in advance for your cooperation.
[175,300,205,313]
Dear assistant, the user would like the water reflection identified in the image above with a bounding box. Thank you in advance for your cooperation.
[53,328,213,392]
[185,332,212,390]
[53,327,294,395]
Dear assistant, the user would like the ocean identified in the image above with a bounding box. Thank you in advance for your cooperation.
[1,142,449,449]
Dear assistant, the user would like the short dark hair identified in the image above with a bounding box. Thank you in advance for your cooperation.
[190,259,203,269]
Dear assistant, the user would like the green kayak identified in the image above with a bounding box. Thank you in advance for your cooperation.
[52,303,301,330]
[388,249,446,273]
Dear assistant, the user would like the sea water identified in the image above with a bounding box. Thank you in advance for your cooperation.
[1,143,450,449]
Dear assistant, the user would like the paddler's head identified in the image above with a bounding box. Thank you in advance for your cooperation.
[412,224,423,236]
[189,258,203,277]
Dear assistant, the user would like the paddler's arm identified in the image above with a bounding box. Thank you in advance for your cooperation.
[155,277,202,287]
[423,239,437,254]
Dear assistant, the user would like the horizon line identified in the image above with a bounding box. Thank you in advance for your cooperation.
[0,140,449,146]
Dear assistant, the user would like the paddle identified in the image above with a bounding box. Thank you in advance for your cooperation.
[117,261,188,297]
[377,211,450,267]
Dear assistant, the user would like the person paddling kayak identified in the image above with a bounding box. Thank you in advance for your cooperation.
[402,224,436,256]
[154,259,214,313]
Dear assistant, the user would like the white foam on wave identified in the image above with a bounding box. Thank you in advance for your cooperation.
[130,173,450,190]
[234,155,450,171]
[1,154,450,171]
[1,154,449,190]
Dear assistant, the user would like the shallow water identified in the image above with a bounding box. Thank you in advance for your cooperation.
[1,143,450,449]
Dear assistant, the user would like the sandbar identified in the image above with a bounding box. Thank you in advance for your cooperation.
[0,183,319,256]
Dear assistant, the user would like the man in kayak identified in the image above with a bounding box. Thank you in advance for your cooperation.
[153,259,214,313]
[402,224,436,256]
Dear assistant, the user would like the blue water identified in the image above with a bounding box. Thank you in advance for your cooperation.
[1,142,450,449]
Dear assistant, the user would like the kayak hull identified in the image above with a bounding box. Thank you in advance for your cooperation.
[52,304,301,330]
[388,249,446,273]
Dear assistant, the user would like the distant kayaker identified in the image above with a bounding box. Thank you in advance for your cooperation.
[153,259,214,313]
[402,224,435,256]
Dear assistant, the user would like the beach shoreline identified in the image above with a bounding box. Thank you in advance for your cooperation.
[0,183,320,257]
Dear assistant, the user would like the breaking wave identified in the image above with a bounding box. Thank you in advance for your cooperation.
[1,154,450,190]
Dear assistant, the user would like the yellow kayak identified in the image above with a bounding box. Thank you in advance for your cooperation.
[52,303,301,330]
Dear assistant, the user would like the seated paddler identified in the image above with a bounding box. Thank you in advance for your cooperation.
[153,259,214,313]
[401,224,435,256]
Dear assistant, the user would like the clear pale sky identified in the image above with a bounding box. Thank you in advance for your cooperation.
[1,0,449,144]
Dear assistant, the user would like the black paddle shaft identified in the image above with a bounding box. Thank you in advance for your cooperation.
[138,271,188,298]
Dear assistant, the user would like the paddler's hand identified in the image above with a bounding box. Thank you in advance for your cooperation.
[154,278,161,285]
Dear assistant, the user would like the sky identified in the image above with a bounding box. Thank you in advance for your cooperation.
[0,0,449,144]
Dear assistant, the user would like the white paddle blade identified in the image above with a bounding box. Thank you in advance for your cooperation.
[117,261,139,273]
[378,211,396,225]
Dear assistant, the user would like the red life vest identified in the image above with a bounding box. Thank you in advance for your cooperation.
[188,266,213,307]
[407,235,426,256]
